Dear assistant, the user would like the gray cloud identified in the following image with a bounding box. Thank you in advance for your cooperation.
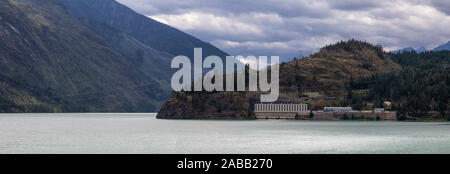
[430,0,450,15]
[118,0,330,18]
[327,0,382,11]
[118,0,450,60]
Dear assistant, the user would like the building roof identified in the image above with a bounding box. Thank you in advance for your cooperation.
[324,107,352,109]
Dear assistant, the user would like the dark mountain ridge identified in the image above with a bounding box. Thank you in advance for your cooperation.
[433,41,450,51]
[1,0,165,112]
[1,0,230,112]
[59,0,229,59]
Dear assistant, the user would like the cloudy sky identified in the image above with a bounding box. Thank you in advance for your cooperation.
[117,0,450,60]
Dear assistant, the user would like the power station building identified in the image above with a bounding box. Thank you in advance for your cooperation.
[254,103,309,119]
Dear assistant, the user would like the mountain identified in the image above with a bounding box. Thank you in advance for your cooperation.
[285,40,401,94]
[58,0,229,59]
[157,40,402,119]
[0,0,171,112]
[74,17,174,86]
[392,47,414,54]
[416,46,427,53]
[432,41,450,51]
[391,40,450,54]
[392,47,427,54]
[0,0,232,112]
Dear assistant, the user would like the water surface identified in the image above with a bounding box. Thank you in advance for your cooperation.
[0,113,449,154]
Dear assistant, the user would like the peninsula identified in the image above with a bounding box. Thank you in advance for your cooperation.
[157,40,450,121]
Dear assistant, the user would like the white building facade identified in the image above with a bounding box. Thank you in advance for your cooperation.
[254,103,308,113]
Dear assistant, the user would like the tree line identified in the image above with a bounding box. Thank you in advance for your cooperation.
[345,50,450,120]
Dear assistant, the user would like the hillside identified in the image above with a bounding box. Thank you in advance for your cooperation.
[0,0,233,112]
[281,40,401,95]
[366,51,449,120]
[0,0,169,112]
[157,40,403,119]
[74,17,174,90]
[59,0,229,59]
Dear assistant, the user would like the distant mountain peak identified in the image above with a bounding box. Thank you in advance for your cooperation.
[392,46,428,54]
[432,40,450,51]
[416,46,427,53]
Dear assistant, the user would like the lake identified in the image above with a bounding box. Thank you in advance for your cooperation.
[0,113,449,154]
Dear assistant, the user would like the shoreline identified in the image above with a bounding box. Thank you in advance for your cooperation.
[0,113,448,121]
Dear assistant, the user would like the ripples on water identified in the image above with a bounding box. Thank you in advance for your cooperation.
[0,113,449,154]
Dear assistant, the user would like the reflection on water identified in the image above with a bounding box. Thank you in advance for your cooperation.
[0,113,449,154]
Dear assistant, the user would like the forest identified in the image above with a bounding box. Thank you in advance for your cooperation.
[345,51,450,120]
